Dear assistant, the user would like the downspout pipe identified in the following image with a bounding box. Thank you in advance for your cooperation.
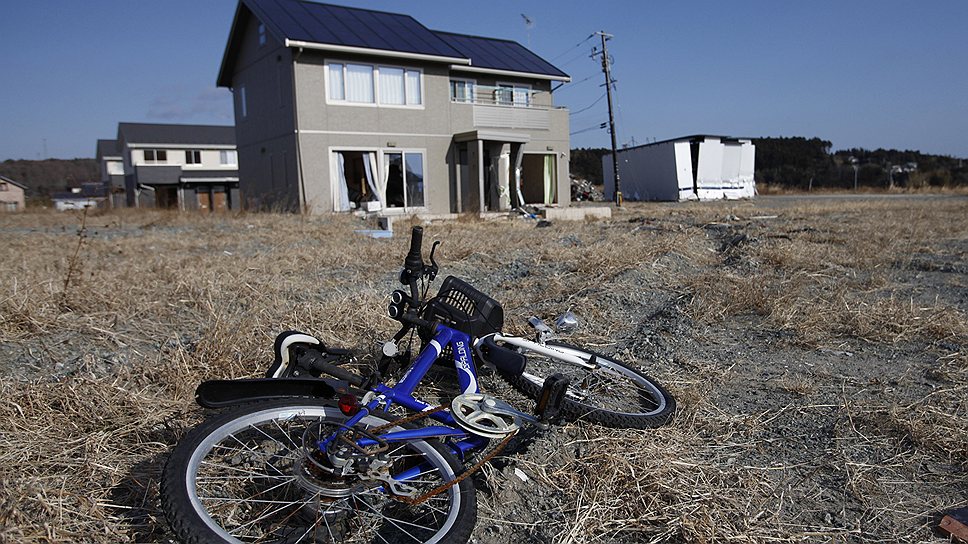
[291,47,308,213]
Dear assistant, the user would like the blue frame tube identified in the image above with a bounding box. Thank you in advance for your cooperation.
[317,324,486,454]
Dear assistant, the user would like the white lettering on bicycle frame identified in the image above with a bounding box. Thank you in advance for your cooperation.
[454,340,477,394]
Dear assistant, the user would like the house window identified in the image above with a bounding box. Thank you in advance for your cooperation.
[0,182,7,191]
[496,83,531,107]
[185,150,202,165]
[144,149,167,163]
[345,64,374,103]
[328,62,421,106]
[450,79,475,103]
[384,151,424,208]
[220,150,238,166]
[258,23,266,46]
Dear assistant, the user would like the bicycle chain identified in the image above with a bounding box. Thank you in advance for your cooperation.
[360,402,517,506]
[390,431,516,506]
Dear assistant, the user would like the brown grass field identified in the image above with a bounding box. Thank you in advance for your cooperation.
[1,194,966,543]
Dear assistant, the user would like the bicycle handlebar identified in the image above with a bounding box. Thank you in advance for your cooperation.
[404,226,424,276]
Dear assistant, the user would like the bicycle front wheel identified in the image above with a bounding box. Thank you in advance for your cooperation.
[505,342,675,429]
[161,399,476,544]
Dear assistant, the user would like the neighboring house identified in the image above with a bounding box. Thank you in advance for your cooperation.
[51,183,110,211]
[603,135,756,201]
[99,123,240,211]
[217,0,571,215]
[0,176,27,212]
[96,139,127,208]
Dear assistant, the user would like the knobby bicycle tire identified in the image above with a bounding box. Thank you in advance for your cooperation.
[161,399,477,544]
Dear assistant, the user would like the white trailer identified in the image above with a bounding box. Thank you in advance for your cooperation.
[603,135,755,201]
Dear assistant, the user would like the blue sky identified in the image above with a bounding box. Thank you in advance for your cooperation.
[1,0,966,161]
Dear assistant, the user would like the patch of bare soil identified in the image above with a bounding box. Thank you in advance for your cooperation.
[0,196,965,543]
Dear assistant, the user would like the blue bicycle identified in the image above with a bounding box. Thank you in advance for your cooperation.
[161,227,675,544]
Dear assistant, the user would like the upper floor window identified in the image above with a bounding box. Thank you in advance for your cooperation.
[449,79,475,103]
[220,150,238,166]
[0,182,7,192]
[144,149,167,163]
[496,83,531,107]
[258,23,266,46]
[327,62,422,107]
[186,150,202,165]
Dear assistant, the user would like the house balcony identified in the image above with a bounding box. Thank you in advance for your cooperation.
[451,85,559,131]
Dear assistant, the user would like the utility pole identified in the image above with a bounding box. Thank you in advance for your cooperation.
[594,31,622,206]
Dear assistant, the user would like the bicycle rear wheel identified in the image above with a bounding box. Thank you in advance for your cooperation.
[505,342,675,429]
[161,399,476,544]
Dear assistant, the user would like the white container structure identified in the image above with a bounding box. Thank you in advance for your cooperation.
[603,135,755,201]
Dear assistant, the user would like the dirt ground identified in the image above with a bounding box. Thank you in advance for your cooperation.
[0,194,965,543]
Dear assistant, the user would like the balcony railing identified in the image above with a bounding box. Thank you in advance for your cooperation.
[450,84,540,108]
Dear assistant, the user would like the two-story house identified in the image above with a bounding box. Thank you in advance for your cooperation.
[98,123,241,211]
[217,0,571,215]
[0,176,27,212]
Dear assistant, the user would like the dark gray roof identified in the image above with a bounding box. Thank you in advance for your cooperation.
[0,175,28,190]
[434,31,568,79]
[96,139,121,159]
[117,123,236,146]
[52,183,109,200]
[218,0,568,86]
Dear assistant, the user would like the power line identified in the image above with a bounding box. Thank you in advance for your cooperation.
[569,92,607,116]
[549,34,595,62]
[570,122,607,136]
[557,73,598,90]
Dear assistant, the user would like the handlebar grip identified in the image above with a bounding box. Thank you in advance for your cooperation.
[405,226,424,272]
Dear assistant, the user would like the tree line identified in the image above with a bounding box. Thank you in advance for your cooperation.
[754,137,967,189]
[569,139,967,189]
[0,158,99,199]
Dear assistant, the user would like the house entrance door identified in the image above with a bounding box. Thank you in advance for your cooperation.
[197,191,211,211]
[521,154,557,205]
[213,190,228,212]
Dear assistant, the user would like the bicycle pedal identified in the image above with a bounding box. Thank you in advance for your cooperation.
[535,373,569,423]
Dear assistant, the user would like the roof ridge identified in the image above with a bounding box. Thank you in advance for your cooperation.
[432,29,521,45]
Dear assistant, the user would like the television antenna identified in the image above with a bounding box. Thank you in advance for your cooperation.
[521,14,534,47]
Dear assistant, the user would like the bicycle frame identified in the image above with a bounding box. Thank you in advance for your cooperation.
[317,322,490,458]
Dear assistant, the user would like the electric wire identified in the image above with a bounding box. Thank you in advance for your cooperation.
[556,73,598,91]
[570,123,606,136]
[569,92,607,116]
[549,34,595,62]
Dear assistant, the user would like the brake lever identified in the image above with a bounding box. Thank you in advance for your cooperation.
[426,241,441,281]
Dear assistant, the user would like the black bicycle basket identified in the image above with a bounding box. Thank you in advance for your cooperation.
[422,276,503,339]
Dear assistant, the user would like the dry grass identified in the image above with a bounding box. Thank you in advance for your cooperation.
[1,196,966,542]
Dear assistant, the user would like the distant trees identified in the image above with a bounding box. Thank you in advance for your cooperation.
[754,137,967,189]
[0,158,99,200]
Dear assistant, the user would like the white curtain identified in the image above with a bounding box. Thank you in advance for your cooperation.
[328,63,344,100]
[345,64,374,103]
[336,152,350,211]
[379,67,405,105]
[544,155,556,204]
[405,70,421,105]
[362,152,382,203]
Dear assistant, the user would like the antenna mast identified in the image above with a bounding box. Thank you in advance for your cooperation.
[594,31,622,206]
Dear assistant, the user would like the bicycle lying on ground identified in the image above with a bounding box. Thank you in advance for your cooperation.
[161,226,676,543]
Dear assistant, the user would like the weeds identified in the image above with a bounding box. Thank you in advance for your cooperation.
[0,197,966,542]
